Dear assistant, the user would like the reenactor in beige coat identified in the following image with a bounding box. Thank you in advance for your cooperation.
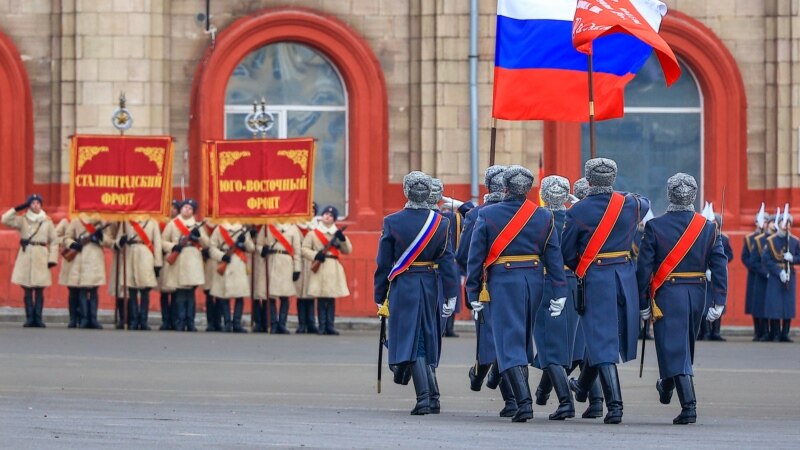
[302,205,352,335]
[115,219,163,330]
[2,195,58,327]
[157,200,180,330]
[294,214,320,333]
[201,222,222,332]
[209,222,255,333]
[161,199,208,332]
[54,217,81,327]
[254,222,302,334]
[64,215,112,329]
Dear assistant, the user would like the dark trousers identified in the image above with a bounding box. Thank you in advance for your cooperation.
[79,287,102,329]
[127,288,151,330]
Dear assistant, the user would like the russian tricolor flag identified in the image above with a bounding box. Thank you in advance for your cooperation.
[492,0,679,122]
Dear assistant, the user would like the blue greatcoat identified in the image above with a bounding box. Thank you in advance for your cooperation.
[749,233,771,318]
[534,209,580,369]
[741,231,760,315]
[438,203,474,321]
[703,233,734,315]
[562,192,650,366]
[457,200,500,365]
[637,212,728,379]
[761,233,799,320]
[374,209,460,367]
[466,199,568,372]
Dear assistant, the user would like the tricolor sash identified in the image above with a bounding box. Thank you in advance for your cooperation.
[268,224,295,257]
[479,200,538,301]
[388,210,443,281]
[649,213,707,320]
[129,220,154,253]
[314,229,340,257]
[220,227,247,263]
[575,192,625,278]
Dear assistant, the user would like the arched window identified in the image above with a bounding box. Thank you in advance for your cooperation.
[224,42,349,216]
[580,55,702,214]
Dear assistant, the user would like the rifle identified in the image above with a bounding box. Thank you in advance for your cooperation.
[165,220,207,265]
[378,315,386,394]
[639,318,648,378]
[61,223,111,262]
[310,225,349,273]
[216,226,249,275]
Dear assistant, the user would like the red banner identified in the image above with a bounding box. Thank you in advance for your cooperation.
[202,138,315,224]
[68,134,174,220]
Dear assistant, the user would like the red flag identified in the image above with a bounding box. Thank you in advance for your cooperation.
[572,0,681,86]
[537,154,545,206]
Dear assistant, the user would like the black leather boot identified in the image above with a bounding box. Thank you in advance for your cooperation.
[22,288,35,327]
[316,300,327,335]
[220,299,232,332]
[159,292,172,330]
[325,299,340,335]
[503,365,533,422]
[115,297,125,329]
[233,298,247,333]
[186,290,197,332]
[88,289,102,329]
[127,290,140,330]
[79,290,91,329]
[598,364,623,424]
[410,358,431,415]
[581,379,604,418]
[444,315,458,337]
[391,362,412,385]
[673,375,697,424]
[569,364,599,403]
[468,363,491,392]
[657,376,675,404]
[486,362,502,390]
[33,288,45,328]
[278,297,290,334]
[497,374,518,418]
[708,319,725,341]
[304,299,319,334]
[752,318,760,341]
[212,298,223,331]
[173,290,187,331]
[268,299,279,333]
[780,320,793,342]
[250,300,262,333]
[206,292,217,332]
[547,365,575,420]
[139,289,151,330]
[295,299,307,334]
[426,365,441,414]
[535,370,552,406]
[67,288,79,328]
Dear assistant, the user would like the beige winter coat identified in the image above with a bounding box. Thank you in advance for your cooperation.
[209,223,255,299]
[202,224,218,292]
[114,220,163,289]
[107,222,122,297]
[301,224,352,299]
[161,216,209,290]
[294,222,317,298]
[155,221,173,292]
[1,208,58,288]
[63,218,112,288]
[253,223,302,299]
[55,218,72,286]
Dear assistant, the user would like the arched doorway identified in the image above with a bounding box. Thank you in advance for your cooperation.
[0,29,33,207]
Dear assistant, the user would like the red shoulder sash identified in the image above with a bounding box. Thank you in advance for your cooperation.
[575,193,625,278]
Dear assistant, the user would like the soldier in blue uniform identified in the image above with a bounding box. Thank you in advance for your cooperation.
[455,165,518,417]
[637,173,728,425]
[562,158,650,425]
[374,171,459,415]
[750,215,777,341]
[742,215,765,340]
[698,213,734,341]
[466,165,568,423]
[761,214,798,342]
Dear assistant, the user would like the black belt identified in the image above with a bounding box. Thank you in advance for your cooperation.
[326,255,339,260]
[27,242,48,247]
[267,249,291,255]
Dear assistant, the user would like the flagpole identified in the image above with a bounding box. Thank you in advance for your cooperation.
[489,118,497,166]
[588,54,597,159]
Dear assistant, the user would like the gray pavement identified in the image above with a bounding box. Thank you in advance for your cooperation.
[0,323,798,449]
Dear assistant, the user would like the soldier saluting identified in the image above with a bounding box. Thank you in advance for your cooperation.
[2,194,58,327]
[374,171,459,415]
[636,173,728,424]
[562,158,650,425]
[466,165,567,423]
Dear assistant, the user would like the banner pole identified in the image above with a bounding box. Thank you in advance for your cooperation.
[588,54,597,159]
[489,118,497,166]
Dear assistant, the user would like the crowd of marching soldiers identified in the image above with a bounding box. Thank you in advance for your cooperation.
[2,197,352,335]
[375,159,733,425]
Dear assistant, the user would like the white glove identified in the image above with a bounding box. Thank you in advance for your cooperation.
[706,304,724,322]
[442,297,457,317]
[549,297,567,317]
[705,269,712,282]
[568,194,580,204]
[640,307,651,321]
[472,309,481,321]
[441,196,464,209]
[784,252,794,262]
[780,269,789,283]
[470,301,484,313]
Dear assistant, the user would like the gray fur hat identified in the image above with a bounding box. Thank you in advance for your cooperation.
[667,173,698,207]
[585,158,617,187]
[402,171,432,206]
[428,178,443,207]
[573,178,590,200]
[503,165,534,196]
[485,165,506,193]
[540,175,570,210]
